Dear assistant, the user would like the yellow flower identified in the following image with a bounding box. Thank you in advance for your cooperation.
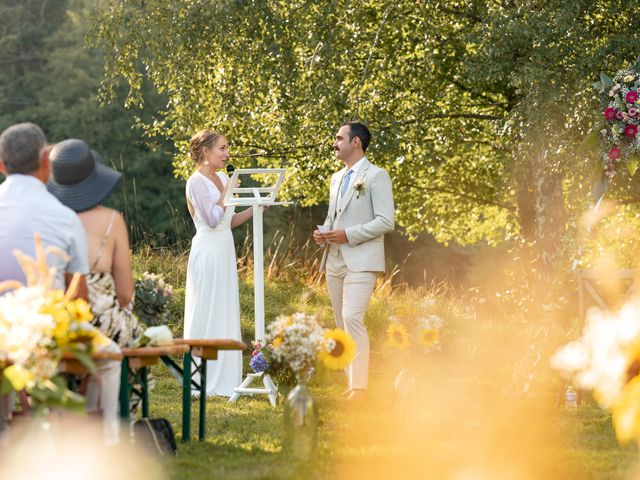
[3,364,34,391]
[272,336,283,348]
[320,329,356,370]
[91,330,112,349]
[624,75,635,83]
[52,313,71,345]
[387,323,409,350]
[419,328,440,349]
[394,303,420,322]
[46,290,65,304]
[66,298,93,322]
[612,376,640,444]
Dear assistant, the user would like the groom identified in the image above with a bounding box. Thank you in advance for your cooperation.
[314,121,395,402]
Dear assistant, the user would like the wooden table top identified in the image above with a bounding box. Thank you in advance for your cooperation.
[174,339,247,350]
[122,344,190,357]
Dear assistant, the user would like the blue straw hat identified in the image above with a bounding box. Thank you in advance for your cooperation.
[47,139,122,212]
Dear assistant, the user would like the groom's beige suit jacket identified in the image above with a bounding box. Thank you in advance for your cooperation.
[320,157,395,272]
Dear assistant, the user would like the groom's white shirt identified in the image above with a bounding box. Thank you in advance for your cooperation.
[321,156,395,272]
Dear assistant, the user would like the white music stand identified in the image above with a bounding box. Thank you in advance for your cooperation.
[226,168,290,406]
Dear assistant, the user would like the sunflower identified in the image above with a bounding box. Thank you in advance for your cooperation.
[393,303,420,322]
[320,329,356,370]
[387,323,409,350]
[419,328,440,350]
[612,375,640,444]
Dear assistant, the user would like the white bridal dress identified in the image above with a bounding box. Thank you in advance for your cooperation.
[183,170,242,396]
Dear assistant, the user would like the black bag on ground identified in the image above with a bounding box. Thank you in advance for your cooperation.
[132,418,177,456]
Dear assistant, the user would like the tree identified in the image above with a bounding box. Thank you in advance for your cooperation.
[91,0,640,271]
[0,0,190,245]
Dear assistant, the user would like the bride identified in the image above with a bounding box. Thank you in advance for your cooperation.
[183,130,253,396]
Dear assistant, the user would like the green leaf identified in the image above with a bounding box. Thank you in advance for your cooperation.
[636,55,640,72]
[1,373,13,394]
[578,129,601,154]
[593,81,602,92]
[68,349,97,375]
[600,72,614,90]
[592,173,609,203]
[629,157,639,176]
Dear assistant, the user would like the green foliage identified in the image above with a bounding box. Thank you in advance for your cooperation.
[90,0,514,245]
[91,0,640,250]
[0,0,190,245]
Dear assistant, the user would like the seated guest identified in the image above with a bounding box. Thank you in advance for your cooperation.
[0,124,89,297]
[48,139,141,348]
[0,124,120,445]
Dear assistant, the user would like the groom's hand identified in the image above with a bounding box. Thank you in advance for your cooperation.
[313,229,326,246]
[324,229,347,244]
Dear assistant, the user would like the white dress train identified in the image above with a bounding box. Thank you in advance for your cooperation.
[183,170,242,396]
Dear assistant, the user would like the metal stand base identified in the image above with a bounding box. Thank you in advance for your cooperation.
[229,372,277,407]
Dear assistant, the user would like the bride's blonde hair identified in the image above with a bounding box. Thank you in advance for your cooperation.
[189,130,224,164]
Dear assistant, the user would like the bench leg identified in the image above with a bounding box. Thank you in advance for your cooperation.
[199,359,207,441]
[182,352,192,443]
[119,358,130,421]
[141,366,149,418]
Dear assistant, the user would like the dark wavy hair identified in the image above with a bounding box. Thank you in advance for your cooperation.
[341,121,371,152]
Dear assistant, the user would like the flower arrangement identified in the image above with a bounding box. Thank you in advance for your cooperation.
[551,298,640,444]
[133,272,173,326]
[250,341,297,394]
[385,296,443,355]
[0,234,105,409]
[251,313,356,391]
[589,57,640,180]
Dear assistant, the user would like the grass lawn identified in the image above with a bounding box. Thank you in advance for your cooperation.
[146,354,640,480]
[132,250,640,479]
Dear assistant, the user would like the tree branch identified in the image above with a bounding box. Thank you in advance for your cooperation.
[448,78,510,111]
[416,184,516,212]
[400,113,503,124]
[438,6,484,24]
[353,1,398,118]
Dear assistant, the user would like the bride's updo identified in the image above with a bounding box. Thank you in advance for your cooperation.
[189,130,223,164]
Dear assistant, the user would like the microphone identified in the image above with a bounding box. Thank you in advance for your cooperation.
[226,163,235,175]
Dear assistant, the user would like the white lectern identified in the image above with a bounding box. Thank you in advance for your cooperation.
[226,168,289,406]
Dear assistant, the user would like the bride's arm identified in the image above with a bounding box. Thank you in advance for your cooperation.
[188,176,225,228]
[231,207,254,228]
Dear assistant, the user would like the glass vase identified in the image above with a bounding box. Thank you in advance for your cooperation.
[283,381,318,461]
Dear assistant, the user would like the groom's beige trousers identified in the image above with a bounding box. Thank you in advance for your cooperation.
[326,250,376,390]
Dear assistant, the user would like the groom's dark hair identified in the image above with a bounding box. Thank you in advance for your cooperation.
[341,121,371,152]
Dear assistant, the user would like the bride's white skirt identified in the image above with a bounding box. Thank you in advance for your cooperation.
[183,229,242,397]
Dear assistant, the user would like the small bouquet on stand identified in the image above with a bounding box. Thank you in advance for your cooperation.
[256,312,356,460]
[384,297,444,403]
[133,272,174,326]
[249,341,296,397]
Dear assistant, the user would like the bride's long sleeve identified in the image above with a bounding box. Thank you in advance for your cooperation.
[187,174,225,228]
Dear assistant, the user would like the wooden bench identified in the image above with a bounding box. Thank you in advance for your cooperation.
[59,350,123,375]
[161,339,247,442]
[119,344,189,421]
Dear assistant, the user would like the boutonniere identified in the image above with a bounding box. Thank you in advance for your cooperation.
[353,179,366,198]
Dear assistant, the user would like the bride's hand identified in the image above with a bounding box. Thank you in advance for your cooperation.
[218,180,237,207]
